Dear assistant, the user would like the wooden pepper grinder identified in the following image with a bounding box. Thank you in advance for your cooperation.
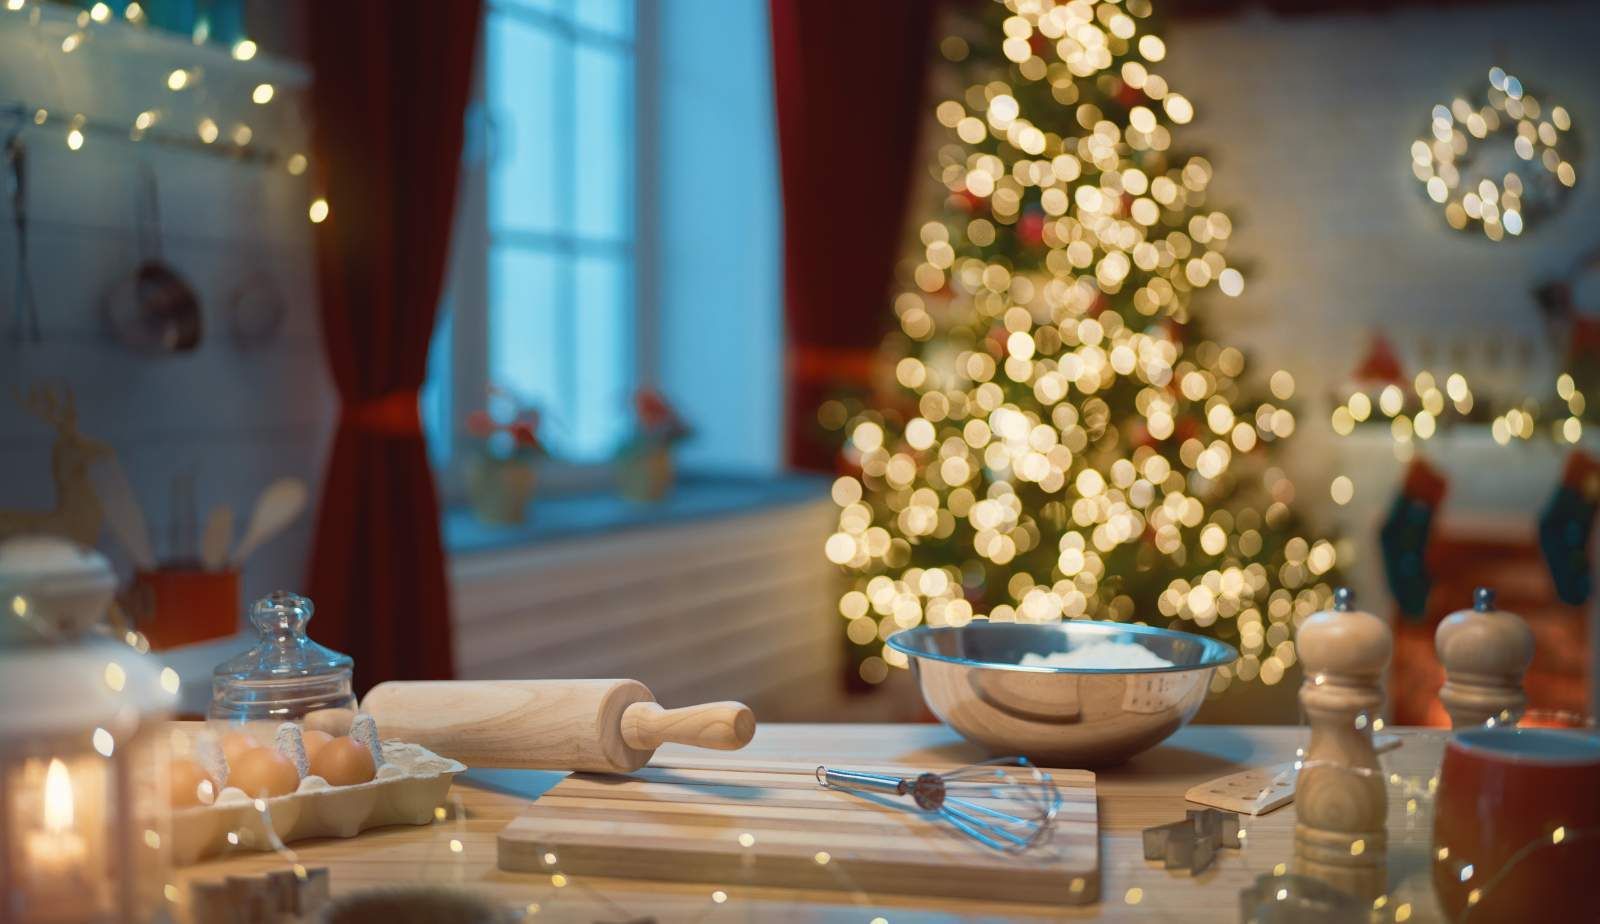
[1293,587,1392,901]
[1435,587,1534,729]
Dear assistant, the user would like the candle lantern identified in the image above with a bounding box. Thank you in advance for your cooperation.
[0,537,178,923]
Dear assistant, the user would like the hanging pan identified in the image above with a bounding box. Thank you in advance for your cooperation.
[104,163,202,352]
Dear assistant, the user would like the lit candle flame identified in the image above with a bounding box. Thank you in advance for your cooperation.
[43,759,73,833]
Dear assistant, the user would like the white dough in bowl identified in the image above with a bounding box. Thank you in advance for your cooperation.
[1019,640,1174,669]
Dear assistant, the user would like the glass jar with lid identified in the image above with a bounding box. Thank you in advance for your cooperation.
[208,591,356,742]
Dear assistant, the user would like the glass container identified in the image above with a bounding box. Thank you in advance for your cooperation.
[208,591,356,739]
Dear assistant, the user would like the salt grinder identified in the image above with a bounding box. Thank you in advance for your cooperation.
[1434,587,1534,729]
[1292,587,1391,901]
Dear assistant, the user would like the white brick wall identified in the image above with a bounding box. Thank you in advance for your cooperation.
[0,7,331,607]
[1162,2,1600,404]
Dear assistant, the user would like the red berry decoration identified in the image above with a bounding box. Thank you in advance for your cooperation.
[1018,211,1045,246]
[1129,420,1153,447]
[509,421,540,449]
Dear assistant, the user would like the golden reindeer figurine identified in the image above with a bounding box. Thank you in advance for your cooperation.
[0,385,111,546]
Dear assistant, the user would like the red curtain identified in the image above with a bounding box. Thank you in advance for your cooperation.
[770,0,939,471]
[305,1,481,693]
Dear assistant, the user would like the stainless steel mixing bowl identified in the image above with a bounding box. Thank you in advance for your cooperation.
[887,621,1238,766]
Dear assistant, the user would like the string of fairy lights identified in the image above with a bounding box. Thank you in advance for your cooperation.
[1330,369,1587,464]
[823,0,1334,689]
[1326,367,1590,512]
[60,605,1600,919]
[1,0,328,225]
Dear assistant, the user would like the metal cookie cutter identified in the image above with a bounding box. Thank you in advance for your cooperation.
[1188,807,1242,847]
[189,867,330,924]
[1142,808,1242,874]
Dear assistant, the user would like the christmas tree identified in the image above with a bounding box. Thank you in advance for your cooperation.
[823,0,1337,693]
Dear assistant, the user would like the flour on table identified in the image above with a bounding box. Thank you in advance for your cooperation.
[1019,640,1174,669]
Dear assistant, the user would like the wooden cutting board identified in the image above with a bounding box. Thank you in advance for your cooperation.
[497,756,1099,904]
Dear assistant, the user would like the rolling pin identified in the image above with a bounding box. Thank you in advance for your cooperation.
[361,679,756,773]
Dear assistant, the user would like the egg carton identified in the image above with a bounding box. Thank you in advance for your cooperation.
[170,741,465,865]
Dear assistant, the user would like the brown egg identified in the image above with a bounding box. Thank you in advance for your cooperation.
[219,731,259,766]
[302,729,334,763]
[228,747,300,798]
[169,758,219,808]
[308,736,376,786]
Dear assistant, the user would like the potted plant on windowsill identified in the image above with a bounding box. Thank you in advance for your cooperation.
[463,391,544,525]
[617,389,690,502]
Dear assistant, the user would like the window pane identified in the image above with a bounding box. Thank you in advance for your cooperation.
[489,248,563,422]
[574,0,633,39]
[488,14,562,233]
[572,254,632,460]
[496,0,564,15]
[575,44,632,241]
[446,3,640,479]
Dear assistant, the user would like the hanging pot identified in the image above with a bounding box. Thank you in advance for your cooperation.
[104,163,202,352]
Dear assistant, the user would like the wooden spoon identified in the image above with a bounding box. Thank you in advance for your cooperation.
[230,478,307,566]
[200,504,234,571]
[89,458,155,569]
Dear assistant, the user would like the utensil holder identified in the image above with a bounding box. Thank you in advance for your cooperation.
[131,567,239,649]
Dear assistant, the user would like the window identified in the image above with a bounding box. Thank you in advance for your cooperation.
[426,0,787,497]
[426,0,637,469]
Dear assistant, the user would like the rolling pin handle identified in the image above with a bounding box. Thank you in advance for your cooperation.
[620,700,756,752]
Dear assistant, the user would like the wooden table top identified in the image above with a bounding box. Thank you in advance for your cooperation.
[173,723,1452,922]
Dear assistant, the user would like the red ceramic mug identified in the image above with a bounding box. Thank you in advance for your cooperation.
[1432,726,1600,920]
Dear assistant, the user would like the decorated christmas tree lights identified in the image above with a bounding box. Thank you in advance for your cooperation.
[823,0,1336,691]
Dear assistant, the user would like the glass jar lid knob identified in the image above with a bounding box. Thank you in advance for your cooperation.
[252,589,314,638]
[213,589,352,689]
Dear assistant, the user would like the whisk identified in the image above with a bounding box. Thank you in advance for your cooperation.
[816,756,1062,853]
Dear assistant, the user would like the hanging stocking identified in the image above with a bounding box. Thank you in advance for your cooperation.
[1538,450,1600,605]
[1380,457,1448,619]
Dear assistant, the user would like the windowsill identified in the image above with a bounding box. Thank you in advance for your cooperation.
[443,471,831,555]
